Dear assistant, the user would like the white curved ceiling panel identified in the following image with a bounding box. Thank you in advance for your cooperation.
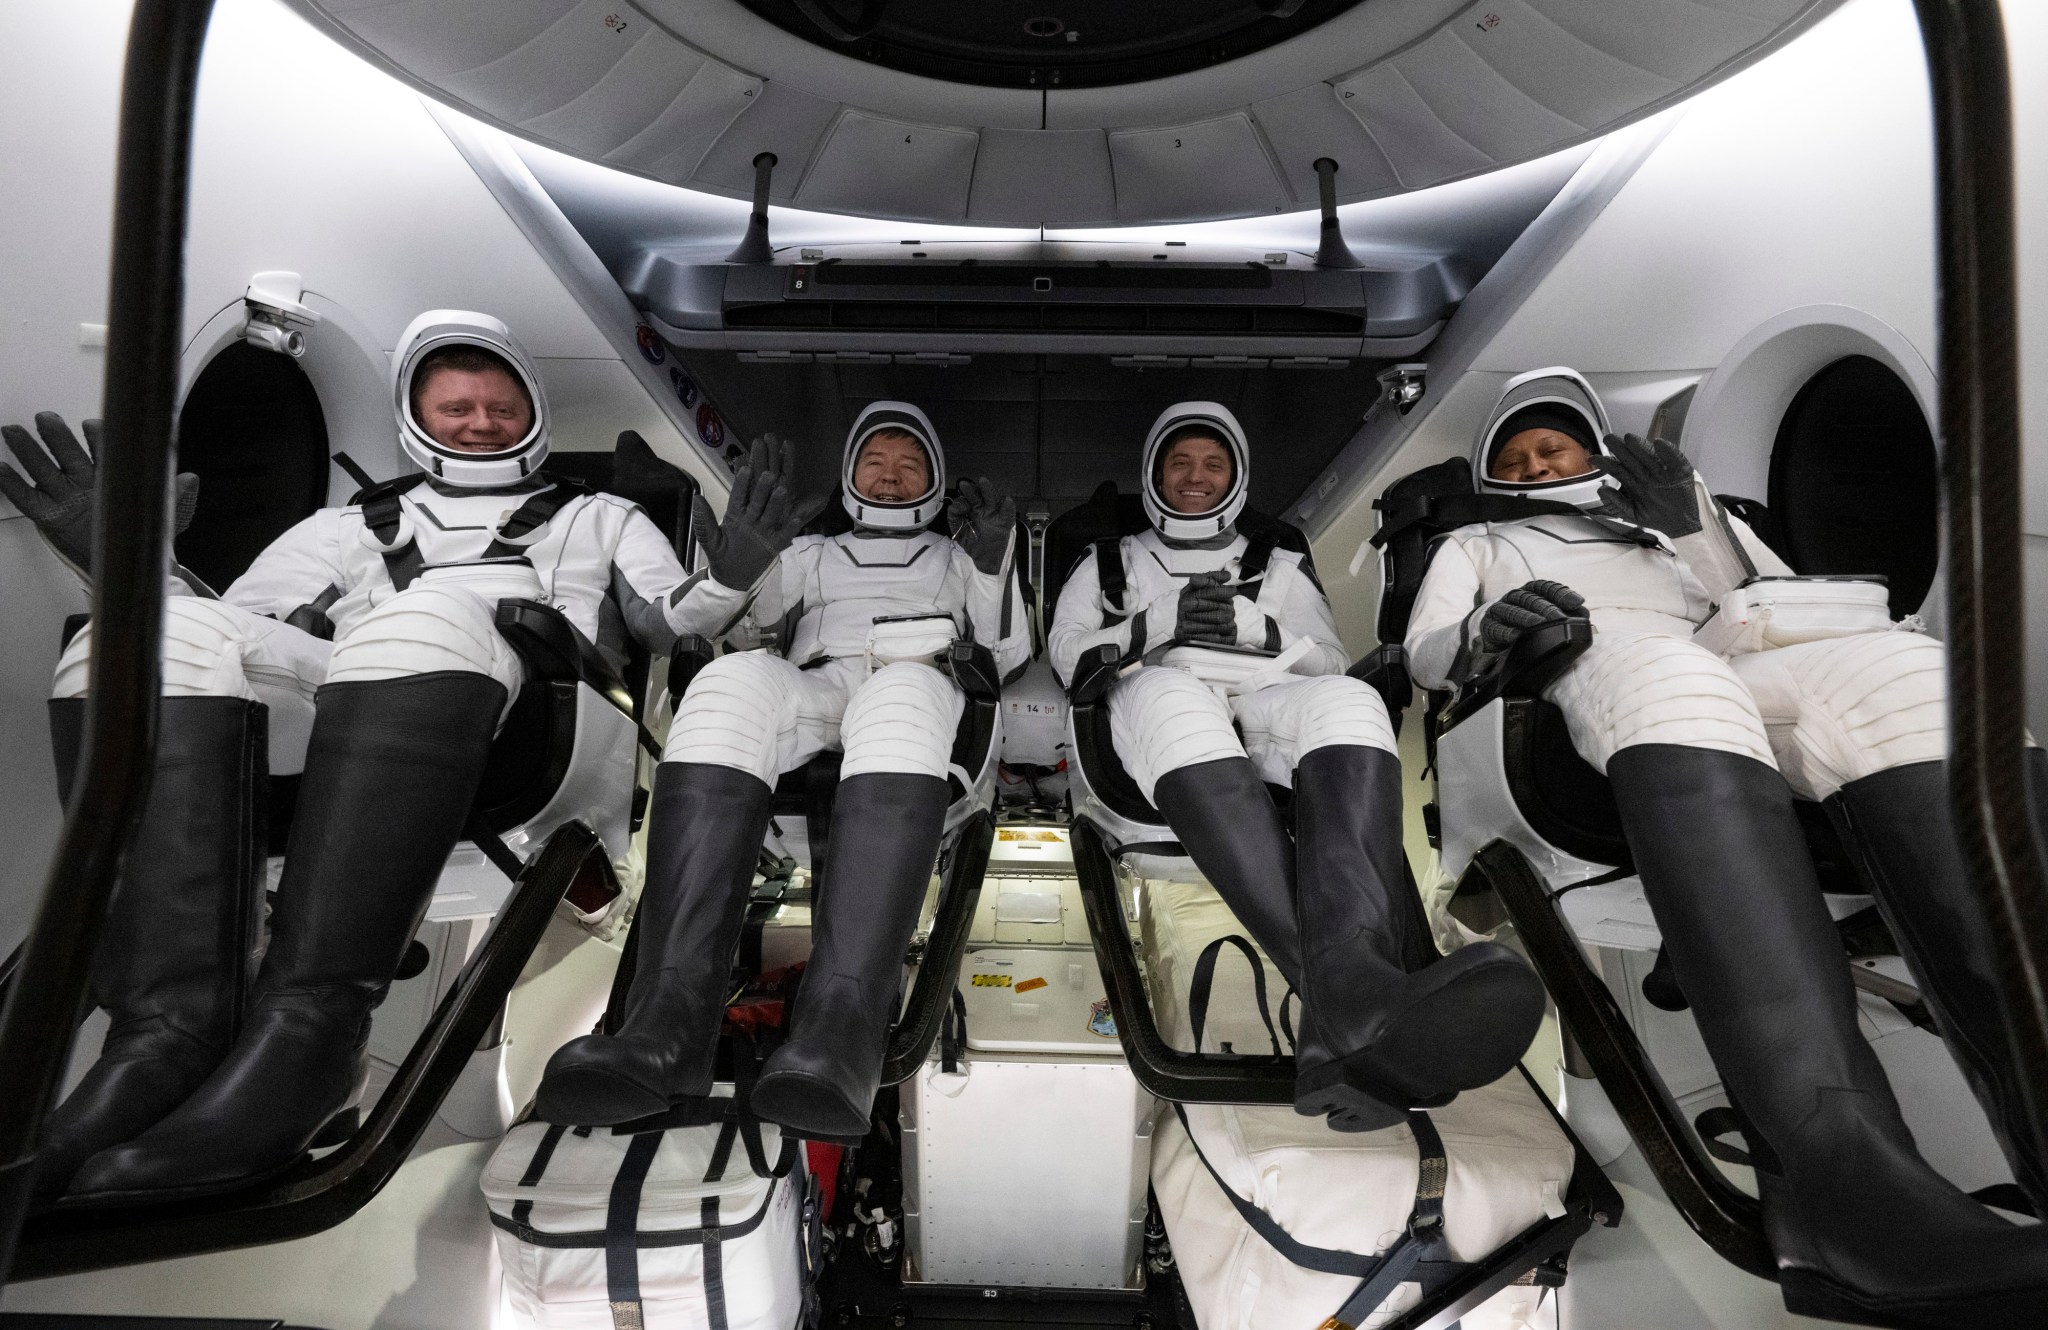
[966,131,1117,226]
[324,0,578,80]
[1526,0,1782,83]
[690,83,840,200]
[286,0,1845,227]
[795,113,980,220]
[1249,84,1402,209]
[1108,116,1289,223]
[604,62,761,178]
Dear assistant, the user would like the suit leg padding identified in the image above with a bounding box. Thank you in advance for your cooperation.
[325,584,524,699]
[1234,675,1397,787]
[1108,666,1242,803]
[1732,632,1947,801]
[1546,630,1774,773]
[839,661,963,781]
[665,650,832,786]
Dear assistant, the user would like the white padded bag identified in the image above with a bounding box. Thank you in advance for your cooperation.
[483,1114,811,1330]
[1142,877,1574,1330]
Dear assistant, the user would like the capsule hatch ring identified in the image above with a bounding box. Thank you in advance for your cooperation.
[1682,304,1940,616]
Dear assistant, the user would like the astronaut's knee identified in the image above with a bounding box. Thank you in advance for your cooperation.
[667,651,802,775]
[326,585,516,686]
[1108,666,1240,799]
[1288,675,1397,757]
[55,598,272,701]
[1554,634,1771,770]
[840,662,960,779]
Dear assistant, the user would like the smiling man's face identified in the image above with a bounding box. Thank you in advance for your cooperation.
[415,365,534,453]
[853,429,931,502]
[1158,433,1234,514]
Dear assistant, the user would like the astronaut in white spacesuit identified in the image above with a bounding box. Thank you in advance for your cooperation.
[1049,402,1543,1132]
[537,401,1026,1140]
[1406,368,2048,1325]
[3,311,709,1202]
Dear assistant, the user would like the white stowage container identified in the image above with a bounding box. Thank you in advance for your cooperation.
[1141,877,1574,1330]
[901,945,1153,1290]
[482,1117,809,1330]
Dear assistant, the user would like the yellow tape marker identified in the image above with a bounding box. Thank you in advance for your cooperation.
[971,974,1012,988]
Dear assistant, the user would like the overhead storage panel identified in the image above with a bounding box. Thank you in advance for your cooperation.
[966,130,1117,227]
[796,113,980,221]
[1333,64,1496,189]
[1381,28,1586,164]
[1248,84,1402,209]
[325,0,576,79]
[692,84,843,202]
[1453,1,1677,130]
[1108,115,1288,223]
[520,28,712,160]
[436,1,646,125]
[606,62,763,180]
[1524,0,1782,84]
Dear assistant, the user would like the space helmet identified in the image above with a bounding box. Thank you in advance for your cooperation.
[1473,367,1613,509]
[842,401,945,531]
[393,310,550,487]
[1141,401,1249,541]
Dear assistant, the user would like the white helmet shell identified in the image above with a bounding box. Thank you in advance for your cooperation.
[843,401,945,531]
[1142,401,1249,540]
[393,310,550,488]
[1473,367,1614,509]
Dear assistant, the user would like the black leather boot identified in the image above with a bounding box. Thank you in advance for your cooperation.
[66,672,505,1202]
[751,772,948,1140]
[1155,755,1541,1133]
[33,696,266,1201]
[1828,756,2048,1215]
[1290,746,1544,1125]
[1609,744,2048,1329]
[535,762,774,1125]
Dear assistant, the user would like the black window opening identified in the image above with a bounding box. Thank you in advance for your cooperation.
[173,340,332,591]
[1767,354,1939,615]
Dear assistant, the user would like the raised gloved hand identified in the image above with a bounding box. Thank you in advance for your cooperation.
[1477,580,1588,657]
[0,413,200,577]
[946,476,1015,575]
[1593,433,1700,537]
[690,434,818,590]
[1169,570,1237,647]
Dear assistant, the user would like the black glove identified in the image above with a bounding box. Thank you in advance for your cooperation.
[1592,433,1700,537]
[946,476,1015,575]
[1173,570,1237,646]
[1477,580,1588,656]
[0,413,199,576]
[690,434,819,590]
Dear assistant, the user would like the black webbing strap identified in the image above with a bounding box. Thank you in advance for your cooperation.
[331,450,377,496]
[357,474,429,591]
[731,1034,800,1180]
[605,1130,665,1330]
[701,1196,729,1330]
[1094,538,1128,626]
[1169,1101,1459,1330]
[939,989,969,1072]
[511,1122,571,1228]
[704,1120,739,1184]
[1188,935,1283,1057]
[1236,530,1279,589]
[1369,492,1661,551]
[482,476,591,560]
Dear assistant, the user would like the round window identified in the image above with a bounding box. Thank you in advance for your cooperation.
[1767,355,1939,615]
[173,341,331,591]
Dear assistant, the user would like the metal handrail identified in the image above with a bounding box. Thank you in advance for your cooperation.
[1911,0,2048,1152]
[11,823,599,1280]
[880,812,994,1086]
[0,0,217,1283]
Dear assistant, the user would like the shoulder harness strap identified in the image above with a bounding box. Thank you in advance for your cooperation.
[482,475,592,560]
[357,473,429,592]
[1094,537,1129,627]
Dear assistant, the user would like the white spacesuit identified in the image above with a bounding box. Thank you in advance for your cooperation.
[538,402,1026,1140]
[1404,368,2048,1326]
[10,311,703,1203]
[1049,402,1543,1132]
